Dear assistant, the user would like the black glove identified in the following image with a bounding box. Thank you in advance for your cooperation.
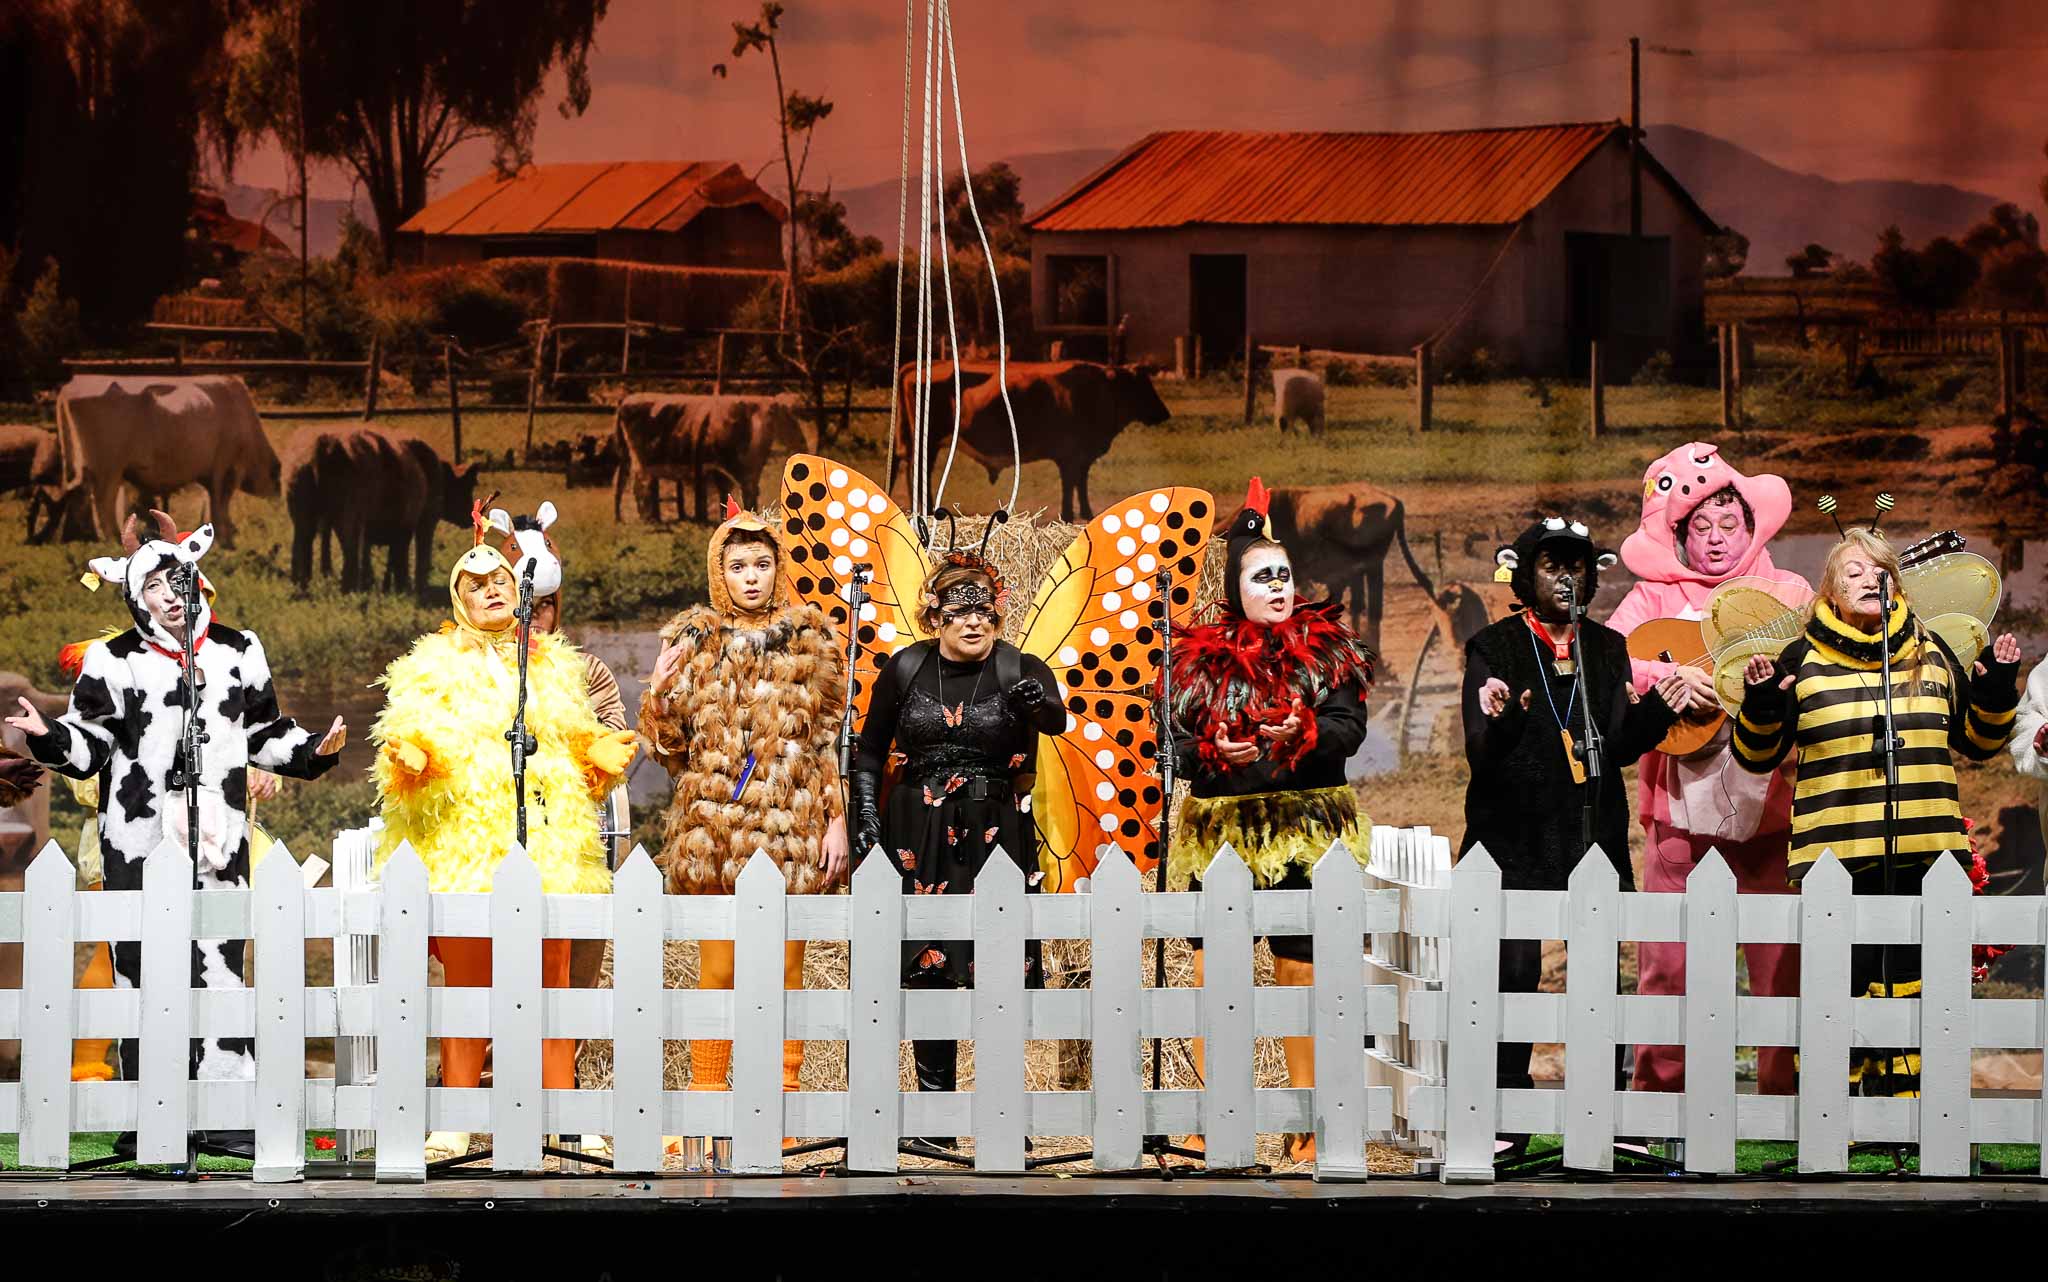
[1005,676,1047,711]
[849,769,883,863]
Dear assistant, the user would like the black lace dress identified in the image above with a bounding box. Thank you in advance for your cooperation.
[854,640,1065,987]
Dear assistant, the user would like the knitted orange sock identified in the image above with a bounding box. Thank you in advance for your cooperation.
[783,1040,804,1092]
[690,1039,732,1091]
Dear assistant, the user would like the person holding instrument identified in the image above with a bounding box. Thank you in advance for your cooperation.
[6,514,344,1161]
[1733,526,2021,1097]
[640,497,848,1160]
[370,505,637,1161]
[1605,444,1809,1096]
[1460,517,1706,1114]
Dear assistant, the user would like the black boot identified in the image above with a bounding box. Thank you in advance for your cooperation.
[193,1130,255,1161]
[911,1039,958,1150]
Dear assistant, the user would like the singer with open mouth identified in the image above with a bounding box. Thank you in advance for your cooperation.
[1459,517,1704,1117]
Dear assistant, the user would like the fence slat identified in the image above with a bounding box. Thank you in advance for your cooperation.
[252,842,306,1182]
[1311,842,1369,1181]
[1682,849,1738,1174]
[609,848,664,1174]
[489,844,545,1170]
[1090,847,1143,1170]
[1797,853,1853,1172]
[973,851,1028,1172]
[20,844,78,1169]
[1200,847,1257,1168]
[1563,848,1619,1171]
[138,840,195,1164]
[731,853,786,1173]
[375,843,430,1182]
[1442,842,1502,1183]
[1918,856,1972,1175]
[847,849,905,1172]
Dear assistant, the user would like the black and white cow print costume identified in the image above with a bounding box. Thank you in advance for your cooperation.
[26,521,337,1081]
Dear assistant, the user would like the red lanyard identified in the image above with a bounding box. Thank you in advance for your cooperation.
[146,631,207,668]
[1523,612,1574,662]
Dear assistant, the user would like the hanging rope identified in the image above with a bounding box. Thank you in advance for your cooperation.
[883,0,915,496]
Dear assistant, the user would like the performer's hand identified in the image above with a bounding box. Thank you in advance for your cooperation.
[388,738,430,775]
[314,716,347,757]
[651,640,687,699]
[3,697,49,739]
[821,814,850,887]
[1977,633,2022,675]
[1004,677,1047,710]
[1652,672,1695,713]
[1257,711,1304,746]
[1743,655,1792,690]
[1478,678,1528,719]
[588,728,639,777]
[1214,730,1260,766]
[247,769,281,803]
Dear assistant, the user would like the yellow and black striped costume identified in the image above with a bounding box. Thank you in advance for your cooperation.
[1732,597,2018,881]
[1733,597,2019,1096]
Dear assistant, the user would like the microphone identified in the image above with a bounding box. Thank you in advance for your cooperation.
[849,562,875,582]
[167,562,197,602]
[1555,574,1577,603]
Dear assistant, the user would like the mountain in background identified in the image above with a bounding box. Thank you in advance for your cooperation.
[1645,124,2010,274]
[833,146,1122,250]
[216,183,372,260]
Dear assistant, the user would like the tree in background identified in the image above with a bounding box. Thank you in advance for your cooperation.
[1784,243,1835,279]
[796,189,882,274]
[1961,202,2047,312]
[217,0,609,263]
[1872,225,1982,321]
[944,161,1028,258]
[1703,227,1749,279]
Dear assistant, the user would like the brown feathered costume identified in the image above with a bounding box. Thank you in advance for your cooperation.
[639,501,846,895]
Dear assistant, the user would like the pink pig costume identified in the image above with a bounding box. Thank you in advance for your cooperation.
[1607,442,1810,1095]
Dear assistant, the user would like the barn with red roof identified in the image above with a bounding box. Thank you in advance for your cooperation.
[1023,122,1720,377]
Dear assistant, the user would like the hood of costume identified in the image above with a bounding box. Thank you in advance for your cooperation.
[638,504,846,896]
[706,496,784,615]
[1621,441,1793,588]
[1495,516,1617,612]
[1221,475,1279,617]
[85,512,217,652]
[493,499,563,603]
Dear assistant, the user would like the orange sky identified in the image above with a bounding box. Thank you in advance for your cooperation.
[236,0,2048,216]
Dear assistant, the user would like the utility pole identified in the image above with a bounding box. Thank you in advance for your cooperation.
[1629,35,1642,240]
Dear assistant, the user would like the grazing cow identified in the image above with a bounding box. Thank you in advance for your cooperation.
[0,425,51,494]
[611,393,814,523]
[1271,368,1325,435]
[1249,481,1435,653]
[1395,579,1518,756]
[55,375,282,548]
[284,426,479,595]
[890,361,1170,521]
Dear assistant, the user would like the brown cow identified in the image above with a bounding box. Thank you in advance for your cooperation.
[0,425,50,494]
[1244,481,1436,654]
[611,393,814,523]
[55,375,282,548]
[1395,579,1518,756]
[285,426,479,595]
[890,361,1170,521]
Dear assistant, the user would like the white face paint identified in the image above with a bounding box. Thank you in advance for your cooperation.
[1237,544,1295,625]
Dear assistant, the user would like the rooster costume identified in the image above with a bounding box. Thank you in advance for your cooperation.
[1606,443,1808,1096]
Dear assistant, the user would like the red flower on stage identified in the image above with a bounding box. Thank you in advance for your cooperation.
[314,1136,337,1151]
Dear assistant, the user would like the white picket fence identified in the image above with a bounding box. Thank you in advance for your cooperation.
[4,829,2042,1185]
[0,832,1406,1183]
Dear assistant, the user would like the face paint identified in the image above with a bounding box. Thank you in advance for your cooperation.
[1530,548,1588,623]
[1238,544,1294,625]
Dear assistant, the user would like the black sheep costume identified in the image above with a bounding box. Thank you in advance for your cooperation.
[25,517,338,1090]
[1460,517,1678,1092]
[1166,477,1377,963]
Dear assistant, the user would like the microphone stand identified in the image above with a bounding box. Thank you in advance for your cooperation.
[1874,574,1904,1091]
[839,566,872,833]
[1564,580,1604,857]
[507,561,539,847]
[170,566,207,873]
[1143,568,1203,1168]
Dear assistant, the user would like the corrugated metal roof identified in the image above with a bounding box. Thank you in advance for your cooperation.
[1025,123,1703,231]
[398,162,787,238]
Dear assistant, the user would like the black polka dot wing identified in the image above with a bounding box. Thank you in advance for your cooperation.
[1017,488,1216,892]
[777,455,932,728]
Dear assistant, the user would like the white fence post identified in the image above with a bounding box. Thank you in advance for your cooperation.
[1918,855,1973,1176]
[490,843,544,1171]
[1442,843,1501,1183]
[973,851,1028,1173]
[609,847,665,1174]
[374,842,430,1183]
[1200,847,1256,1168]
[847,850,905,1173]
[19,843,78,1170]
[1311,841,1369,1180]
[1796,853,1852,1173]
[730,852,786,1173]
[138,840,195,1164]
[1089,847,1144,1171]
[332,825,378,1167]
[252,841,307,1183]
[1681,849,1737,1174]
[1563,848,1619,1172]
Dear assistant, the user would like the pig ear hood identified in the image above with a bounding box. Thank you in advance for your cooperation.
[1621,441,1792,586]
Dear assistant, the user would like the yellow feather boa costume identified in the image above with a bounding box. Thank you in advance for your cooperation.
[370,543,619,894]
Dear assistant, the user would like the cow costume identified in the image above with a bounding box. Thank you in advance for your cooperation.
[22,515,339,1095]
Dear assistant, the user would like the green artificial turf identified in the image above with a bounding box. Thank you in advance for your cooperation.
[0,1130,345,1173]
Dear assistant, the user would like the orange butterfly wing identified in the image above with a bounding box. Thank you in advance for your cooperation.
[776,455,931,727]
[1019,488,1217,892]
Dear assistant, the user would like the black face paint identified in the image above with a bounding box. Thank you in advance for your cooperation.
[1249,565,1292,586]
[942,604,999,626]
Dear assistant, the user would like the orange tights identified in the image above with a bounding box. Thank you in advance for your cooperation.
[691,939,807,1091]
[434,936,575,1090]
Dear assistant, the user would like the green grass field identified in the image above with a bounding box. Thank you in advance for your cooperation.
[0,1130,344,1172]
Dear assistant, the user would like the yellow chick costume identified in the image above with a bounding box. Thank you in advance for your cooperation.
[370,539,632,893]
